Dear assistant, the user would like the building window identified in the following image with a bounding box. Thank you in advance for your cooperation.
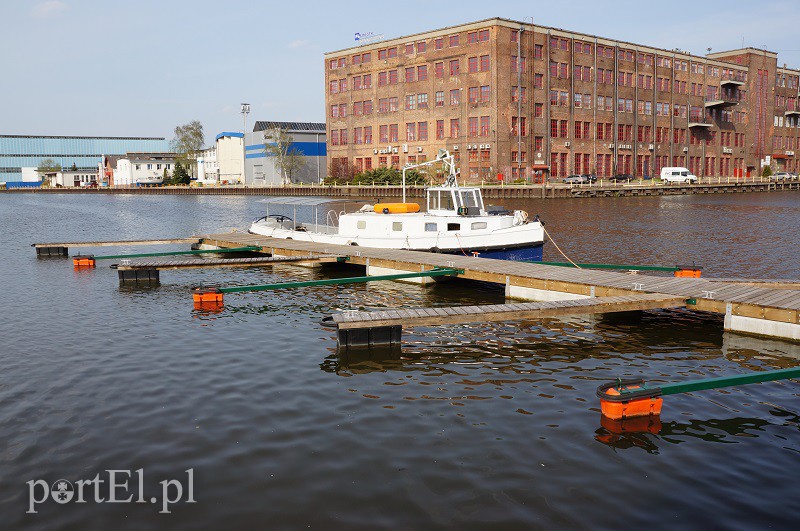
[435,62,444,78]
[417,65,427,81]
[468,87,479,103]
[480,116,490,136]
[417,41,426,53]
[469,117,479,137]
[449,59,460,76]
[406,123,416,141]
[405,95,416,110]
[405,67,414,83]
[480,85,490,103]
[388,70,398,84]
[469,56,478,73]
[436,120,445,140]
[389,124,398,142]
[449,34,459,47]
[450,89,460,105]
[450,118,460,138]
[435,91,444,107]
[434,37,443,50]
[417,93,428,108]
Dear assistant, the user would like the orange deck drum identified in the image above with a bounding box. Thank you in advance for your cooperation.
[674,267,702,278]
[193,287,223,304]
[73,255,96,268]
[374,203,421,214]
[596,379,663,420]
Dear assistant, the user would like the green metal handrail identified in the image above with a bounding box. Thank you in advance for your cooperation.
[619,367,800,396]
[532,261,682,272]
[90,246,262,260]
[218,267,463,293]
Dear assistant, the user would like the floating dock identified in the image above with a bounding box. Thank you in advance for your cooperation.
[194,233,800,345]
[35,232,800,345]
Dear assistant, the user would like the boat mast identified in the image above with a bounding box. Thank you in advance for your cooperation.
[401,149,458,203]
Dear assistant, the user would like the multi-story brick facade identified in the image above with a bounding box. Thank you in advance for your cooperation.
[325,18,800,182]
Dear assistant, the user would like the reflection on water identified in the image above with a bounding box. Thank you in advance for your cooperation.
[596,411,799,454]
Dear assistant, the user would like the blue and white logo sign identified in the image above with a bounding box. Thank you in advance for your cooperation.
[354,32,384,45]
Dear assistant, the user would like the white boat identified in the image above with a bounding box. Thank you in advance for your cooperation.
[249,150,544,261]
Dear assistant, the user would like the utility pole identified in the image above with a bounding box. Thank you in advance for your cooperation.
[241,103,250,185]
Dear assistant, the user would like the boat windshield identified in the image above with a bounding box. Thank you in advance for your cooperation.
[427,189,456,211]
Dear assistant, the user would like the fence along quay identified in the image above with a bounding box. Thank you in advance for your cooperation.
[34,233,800,345]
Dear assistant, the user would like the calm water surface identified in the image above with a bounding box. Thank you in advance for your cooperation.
[1,192,799,530]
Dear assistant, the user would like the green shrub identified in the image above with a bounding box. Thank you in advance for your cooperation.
[761,165,772,177]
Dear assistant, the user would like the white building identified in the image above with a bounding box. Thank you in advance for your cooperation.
[196,146,219,185]
[18,166,98,187]
[112,152,176,186]
[214,132,245,184]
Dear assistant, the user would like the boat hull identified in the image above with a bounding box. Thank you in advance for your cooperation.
[451,243,543,261]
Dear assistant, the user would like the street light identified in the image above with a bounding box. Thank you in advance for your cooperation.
[240,103,250,184]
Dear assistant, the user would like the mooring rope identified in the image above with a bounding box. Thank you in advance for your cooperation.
[542,225,582,269]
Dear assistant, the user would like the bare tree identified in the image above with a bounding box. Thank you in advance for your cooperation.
[263,127,305,185]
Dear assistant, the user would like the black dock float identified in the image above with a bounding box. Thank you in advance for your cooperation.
[118,267,160,283]
[36,246,69,257]
[337,325,402,349]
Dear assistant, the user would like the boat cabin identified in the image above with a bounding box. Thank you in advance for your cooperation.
[426,186,485,216]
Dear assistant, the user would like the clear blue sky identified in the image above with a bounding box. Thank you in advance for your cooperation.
[3,0,800,146]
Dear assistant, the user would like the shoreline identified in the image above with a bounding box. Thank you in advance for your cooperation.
[2,180,799,199]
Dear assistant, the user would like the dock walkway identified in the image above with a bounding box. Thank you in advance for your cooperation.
[199,232,800,343]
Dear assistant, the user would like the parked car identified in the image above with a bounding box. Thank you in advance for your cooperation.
[563,174,588,184]
[581,174,597,183]
[772,171,795,181]
[609,174,633,182]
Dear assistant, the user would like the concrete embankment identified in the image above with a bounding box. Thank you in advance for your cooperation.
[3,180,799,198]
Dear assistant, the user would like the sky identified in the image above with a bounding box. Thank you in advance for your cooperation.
[3,0,800,146]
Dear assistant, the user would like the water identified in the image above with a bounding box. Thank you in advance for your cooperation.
[1,192,799,530]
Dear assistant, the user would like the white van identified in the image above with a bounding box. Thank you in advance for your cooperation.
[660,167,698,184]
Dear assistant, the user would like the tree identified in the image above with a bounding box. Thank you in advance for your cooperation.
[170,161,190,185]
[327,158,356,184]
[170,121,205,177]
[37,158,61,173]
[762,165,772,178]
[263,127,305,185]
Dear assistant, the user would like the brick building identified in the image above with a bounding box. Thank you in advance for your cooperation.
[324,18,800,182]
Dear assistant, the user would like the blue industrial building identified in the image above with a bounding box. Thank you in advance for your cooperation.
[0,134,169,185]
[244,122,326,185]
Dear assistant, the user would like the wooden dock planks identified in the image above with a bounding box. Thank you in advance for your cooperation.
[34,238,200,248]
[333,294,688,330]
[198,233,800,324]
[115,254,342,271]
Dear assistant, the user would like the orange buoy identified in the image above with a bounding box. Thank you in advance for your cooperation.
[674,266,702,278]
[597,379,663,420]
[193,286,223,304]
[374,203,420,214]
[73,254,96,268]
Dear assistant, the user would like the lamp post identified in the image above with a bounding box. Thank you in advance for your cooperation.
[241,103,250,184]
